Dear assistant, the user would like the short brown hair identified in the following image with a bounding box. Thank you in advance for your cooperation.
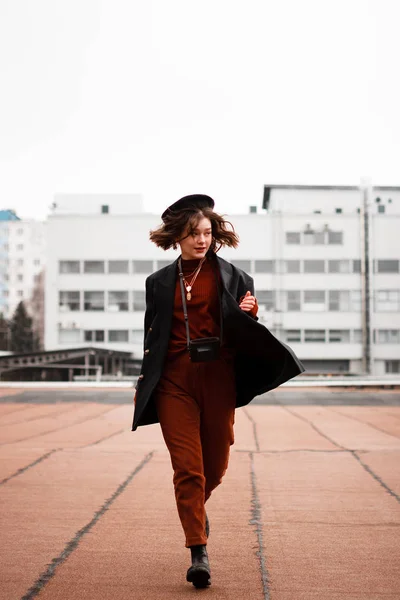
[150,207,239,252]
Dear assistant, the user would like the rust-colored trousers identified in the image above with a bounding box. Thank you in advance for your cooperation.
[155,352,236,547]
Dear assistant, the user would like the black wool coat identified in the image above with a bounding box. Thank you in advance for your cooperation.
[131,255,305,431]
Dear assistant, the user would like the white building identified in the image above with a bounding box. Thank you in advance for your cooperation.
[0,213,46,321]
[45,188,400,376]
[45,194,174,359]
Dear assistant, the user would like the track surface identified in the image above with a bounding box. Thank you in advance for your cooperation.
[0,387,399,599]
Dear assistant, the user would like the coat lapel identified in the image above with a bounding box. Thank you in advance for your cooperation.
[216,255,233,292]
[154,258,178,324]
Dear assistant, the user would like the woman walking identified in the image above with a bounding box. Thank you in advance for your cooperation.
[132,194,303,588]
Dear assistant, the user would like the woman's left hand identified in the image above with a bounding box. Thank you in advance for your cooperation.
[239,290,256,312]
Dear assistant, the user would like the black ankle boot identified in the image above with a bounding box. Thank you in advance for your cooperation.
[186,545,211,588]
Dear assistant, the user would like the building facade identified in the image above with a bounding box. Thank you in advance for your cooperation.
[44,194,170,363]
[0,212,46,328]
[45,188,400,376]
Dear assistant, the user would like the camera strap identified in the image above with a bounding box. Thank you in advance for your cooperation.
[178,256,223,350]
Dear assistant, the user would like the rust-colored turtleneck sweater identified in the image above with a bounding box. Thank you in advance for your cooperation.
[167,256,257,359]
[167,257,220,358]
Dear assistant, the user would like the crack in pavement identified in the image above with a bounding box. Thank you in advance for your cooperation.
[242,407,260,451]
[0,404,81,426]
[20,450,155,600]
[281,406,400,506]
[249,451,270,600]
[0,405,118,446]
[327,406,400,440]
[80,428,125,448]
[245,407,270,598]
[282,406,348,450]
[351,451,400,505]
[0,405,32,417]
[0,449,60,486]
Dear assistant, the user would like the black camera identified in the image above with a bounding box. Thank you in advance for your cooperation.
[189,337,220,363]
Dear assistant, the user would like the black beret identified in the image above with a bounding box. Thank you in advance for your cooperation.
[161,194,215,222]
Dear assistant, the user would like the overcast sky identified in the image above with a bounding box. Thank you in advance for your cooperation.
[0,0,399,220]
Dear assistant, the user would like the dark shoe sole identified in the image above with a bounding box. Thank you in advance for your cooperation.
[187,566,211,588]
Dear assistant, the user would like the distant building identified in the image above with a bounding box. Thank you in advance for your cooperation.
[244,184,399,376]
[45,187,400,376]
[0,210,20,221]
[0,213,46,323]
[45,193,166,364]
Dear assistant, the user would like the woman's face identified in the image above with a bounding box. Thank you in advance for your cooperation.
[178,216,213,260]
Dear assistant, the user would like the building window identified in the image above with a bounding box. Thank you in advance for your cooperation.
[108,291,129,311]
[376,330,400,344]
[378,205,385,214]
[3,290,8,297]
[59,291,80,311]
[84,261,105,274]
[304,290,325,311]
[376,260,399,273]
[304,260,325,273]
[328,231,343,244]
[17,274,23,282]
[254,260,274,273]
[84,330,105,342]
[284,329,301,343]
[17,228,23,235]
[59,261,80,274]
[350,290,361,311]
[17,290,23,297]
[353,260,361,273]
[84,291,104,311]
[286,290,301,311]
[133,290,145,311]
[304,330,326,342]
[156,260,173,270]
[385,360,400,374]
[284,260,301,273]
[59,329,81,344]
[109,330,129,343]
[329,290,350,311]
[17,259,24,267]
[328,330,350,343]
[17,244,24,251]
[101,205,109,214]
[335,208,342,214]
[303,231,325,245]
[328,260,351,274]
[132,329,144,344]
[231,260,252,272]
[257,290,275,311]
[353,329,362,343]
[375,290,400,312]
[132,260,153,274]
[34,259,40,266]
[108,260,129,274]
[286,232,301,244]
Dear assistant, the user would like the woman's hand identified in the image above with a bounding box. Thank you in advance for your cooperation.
[239,290,256,312]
